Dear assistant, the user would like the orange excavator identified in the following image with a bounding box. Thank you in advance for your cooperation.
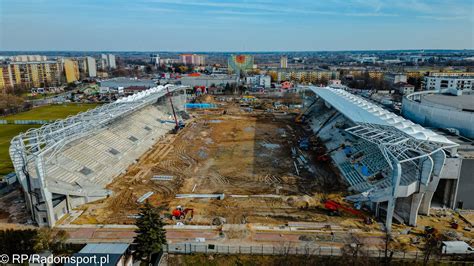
[171,206,194,220]
[324,200,373,225]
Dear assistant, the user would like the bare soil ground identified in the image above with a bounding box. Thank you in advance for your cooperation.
[0,187,30,224]
[72,100,348,226]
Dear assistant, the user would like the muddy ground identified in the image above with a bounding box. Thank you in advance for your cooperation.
[72,101,348,225]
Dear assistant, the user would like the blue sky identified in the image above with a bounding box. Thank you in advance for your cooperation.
[0,0,473,51]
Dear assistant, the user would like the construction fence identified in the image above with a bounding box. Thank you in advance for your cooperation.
[164,243,474,262]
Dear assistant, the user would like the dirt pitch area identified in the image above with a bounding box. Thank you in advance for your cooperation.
[71,100,349,226]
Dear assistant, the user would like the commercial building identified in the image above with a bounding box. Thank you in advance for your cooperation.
[99,77,157,94]
[305,86,460,231]
[63,59,80,83]
[180,54,205,65]
[179,74,238,88]
[402,89,474,210]
[402,89,474,138]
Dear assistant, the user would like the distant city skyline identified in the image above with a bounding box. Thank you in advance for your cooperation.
[1,0,473,51]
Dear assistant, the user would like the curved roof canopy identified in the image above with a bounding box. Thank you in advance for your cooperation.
[311,87,456,145]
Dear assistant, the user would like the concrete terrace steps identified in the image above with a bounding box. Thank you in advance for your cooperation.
[338,161,366,187]
[39,105,179,195]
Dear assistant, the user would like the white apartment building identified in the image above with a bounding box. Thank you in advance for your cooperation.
[424,75,474,91]
[11,55,48,62]
[101,54,117,69]
[86,56,97,77]
[280,56,288,68]
[150,54,160,66]
[246,75,271,88]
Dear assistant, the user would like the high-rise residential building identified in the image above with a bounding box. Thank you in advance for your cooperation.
[78,57,97,78]
[280,56,288,69]
[0,65,15,90]
[11,55,47,62]
[100,54,117,69]
[101,54,108,67]
[0,60,62,90]
[180,54,193,65]
[63,59,80,83]
[107,54,116,69]
[276,69,339,83]
[150,54,160,66]
[85,57,97,77]
[180,54,205,65]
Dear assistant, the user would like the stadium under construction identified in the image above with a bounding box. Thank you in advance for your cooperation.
[303,87,463,231]
[8,85,472,233]
[9,85,187,226]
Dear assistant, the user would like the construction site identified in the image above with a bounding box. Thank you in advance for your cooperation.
[7,85,474,255]
[70,95,352,227]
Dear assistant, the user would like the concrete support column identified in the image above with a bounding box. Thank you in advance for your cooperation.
[66,194,72,212]
[419,191,433,215]
[386,198,395,232]
[419,175,442,215]
[375,202,380,218]
[42,188,56,227]
[409,193,424,226]
[36,156,56,227]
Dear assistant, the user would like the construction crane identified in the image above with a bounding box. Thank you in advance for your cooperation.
[171,206,194,220]
[166,86,185,133]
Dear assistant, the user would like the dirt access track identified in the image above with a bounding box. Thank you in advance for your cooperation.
[70,99,356,227]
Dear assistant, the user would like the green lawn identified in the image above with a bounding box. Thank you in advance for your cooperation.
[0,103,100,175]
[3,103,100,121]
[0,125,40,175]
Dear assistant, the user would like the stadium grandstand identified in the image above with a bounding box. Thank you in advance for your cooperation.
[9,85,188,227]
[303,87,460,231]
